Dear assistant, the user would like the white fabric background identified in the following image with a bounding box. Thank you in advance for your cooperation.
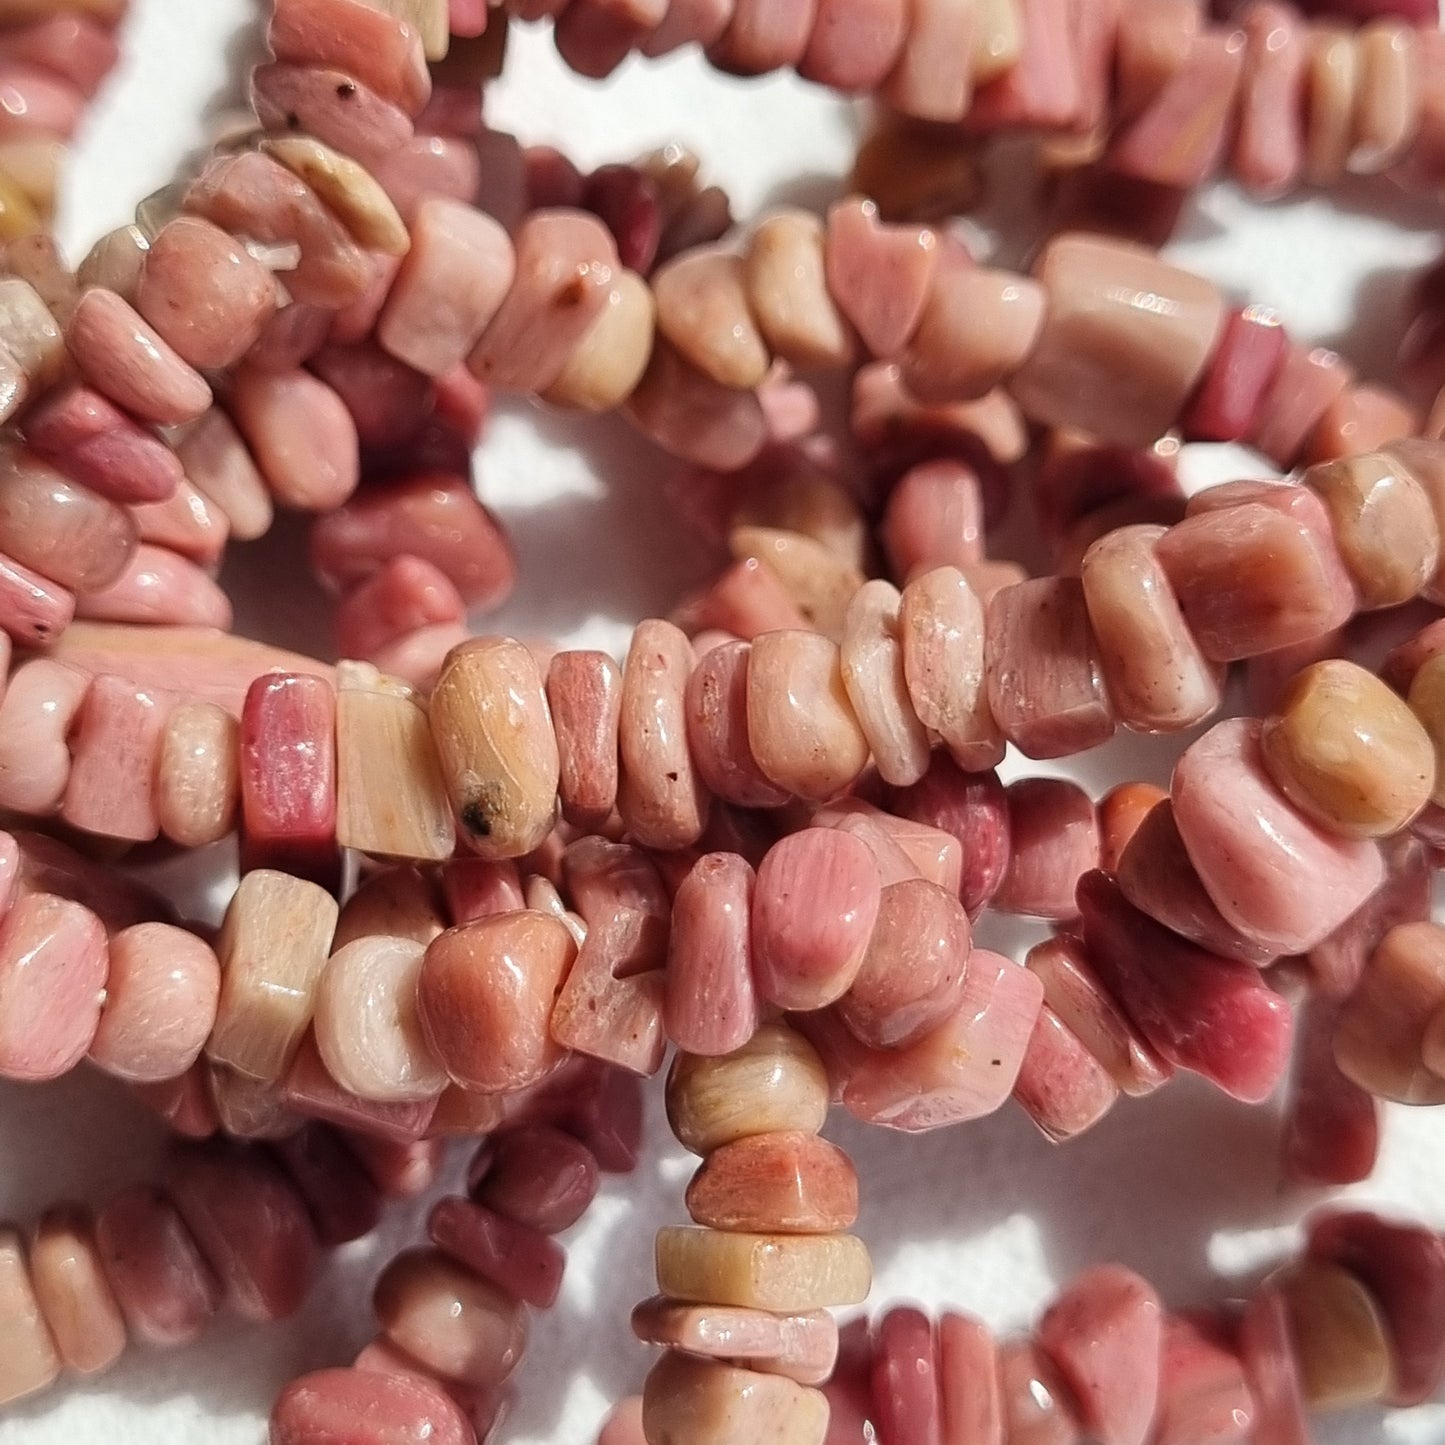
[0,2,1443,1439]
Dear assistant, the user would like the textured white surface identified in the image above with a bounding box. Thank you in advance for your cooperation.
[0,2,1442,1440]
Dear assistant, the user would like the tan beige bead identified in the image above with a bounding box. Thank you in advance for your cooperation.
[0,1227,59,1407]
[0,142,59,223]
[654,249,771,390]
[543,270,655,412]
[429,637,560,859]
[335,667,454,861]
[642,1352,829,1445]
[849,120,983,223]
[1349,22,1420,173]
[1304,452,1439,609]
[747,630,870,801]
[732,471,867,571]
[29,1207,126,1377]
[207,868,339,1083]
[334,867,444,954]
[618,619,710,850]
[730,527,865,639]
[262,136,410,256]
[840,579,931,787]
[1305,27,1359,186]
[366,0,449,60]
[744,211,853,369]
[1260,660,1434,839]
[656,1228,871,1312]
[1271,1260,1393,1409]
[156,699,239,848]
[1408,654,1445,808]
[76,225,147,301]
[1334,922,1445,1104]
[666,1024,830,1155]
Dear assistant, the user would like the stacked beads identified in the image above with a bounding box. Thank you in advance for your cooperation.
[634,1025,870,1444]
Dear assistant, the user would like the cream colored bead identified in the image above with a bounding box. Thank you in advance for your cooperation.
[642,1352,829,1445]
[1270,1260,1393,1409]
[263,136,410,255]
[544,270,655,413]
[656,1228,872,1312]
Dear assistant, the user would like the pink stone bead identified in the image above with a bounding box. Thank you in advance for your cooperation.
[684,640,790,809]
[371,133,482,219]
[633,1296,839,1385]
[240,672,338,883]
[1172,717,1384,954]
[0,892,105,1081]
[29,1205,126,1379]
[174,408,272,542]
[751,830,882,1011]
[168,1147,318,1322]
[129,478,228,566]
[1181,305,1288,443]
[939,1312,1002,1445]
[247,299,333,372]
[824,197,936,359]
[271,1125,384,1246]
[283,1034,437,1144]
[131,1066,221,1140]
[840,578,931,787]
[471,1125,599,1233]
[1283,997,1379,1185]
[346,1135,446,1200]
[1234,4,1307,195]
[267,0,431,114]
[229,365,360,512]
[707,0,814,73]
[682,556,810,640]
[1151,1314,1254,1445]
[271,1368,476,1445]
[515,1056,644,1173]
[76,543,231,629]
[1237,1289,1310,1445]
[985,577,1115,759]
[597,1397,647,1445]
[1076,871,1293,1103]
[881,460,984,580]
[95,1185,219,1347]
[873,1307,943,1445]
[60,675,170,842]
[334,555,465,660]
[666,852,759,1056]
[88,922,219,1083]
[428,1196,565,1308]
[310,472,514,608]
[624,338,768,470]
[841,948,1043,1130]
[881,0,977,121]
[997,1338,1083,1444]
[1156,500,1355,662]
[838,878,969,1049]
[440,857,526,925]
[250,64,413,170]
[967,0,1081,129]
[12,830,168,932]
[0,548,72,645]
[0,14,117,93]
[0,60,80,141]
[825,1317,884,1443]
[563,837,671,961]
[1248,344,1353,468]
[1037,1265,1162,1445]
[815,805,921,886]
[799,0,906,89]
[994,778,1098,920]
[308,343,436,452]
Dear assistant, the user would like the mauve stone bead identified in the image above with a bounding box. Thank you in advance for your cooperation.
[30,1206,126,1377]
[840,579,931,786]
[1181,304,1287,442]
[0,1227,58,1406]
[334,555,464,661]
[752,830,882,1011]
[1284,998,1380,1185]
[625,337,768,470]
[1010,235,1223,446]
[230,365,359,513]
[1013,1004,1121,1142]
[76,544,230,629]
[883,460,984,580]
[563,836,671,960]
[825,1316,884,1443]
[271,1367,475,1445]
[472,1125,599,1233]
[684,642,789,809]
[1233,3,1307,195]
[1097,781,1167,874]
[666,1023,830,1155]
[654,248,770,390]
[682,554,808,638]
[375,1247,526,1389]
[995,778,1098,920]
[1238,1289,1311,1445]
[873,1307,943,1445]
[642,1352,830,1445]
[268,0,431,113]
[95,1186,219,1347]
[633,1296,838,1386]
[824,197,937,360]
[169,1147,318,1322]
[60,674,169,842]
[1116,800,1279,967]
[686,1130,859,1234]
[271,1126,384,1246]
[1172,718,1384,954]
[1037,1265,1162,1445]
[441,857,525,925]
[938,1313,1002,1445]
[546,650,622,830]
[334,867,443,952]
[1077,871,1293,1103]
[1080,524,1220,733]
[89,922,219,1083]
[419,913,573,1092]
[665,852,759,1056]
[250,61,412,170]
[428,1196,565,1308]
[839,878,969,1049]
[1151,1313,1254,1445]
[1248,344,1353,468]
[997,1338,1082,1445]
[986,577,1114,759]
[1271,1259,1392,1409]
[1303,383,1417,466]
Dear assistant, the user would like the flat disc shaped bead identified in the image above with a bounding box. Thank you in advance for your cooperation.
[632,1296,839,1386]
[641,1353,830,1445]
[29,1206,126,1377]
[685,1130,859,1233]
[0,1228,58,1407]
[418,911,574,1092]
[994,778,1099,922]
[655,1227,871,1313]
[547,649,623,830]
[684,640,790,808]
[840,578,931,786]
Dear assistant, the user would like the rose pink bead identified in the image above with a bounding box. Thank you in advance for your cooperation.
[751,830,882,1011]
[1033,441,1181,556]
[1076,871,1293,1103]
[841,949,1043,1130]
[428,1196,565,1308]
[1037,1265,1162,1445]
[0,14,117,92]
[994,778,1098,920]
[825,1317,884,1443]
[371,133,482,219]
[666,852,759,1056]
[1181,305,1288,443]
[247,299,333,373]
[815,805,921,886]
[1283,998,1379,1185]
[0,549,72,645]
[625,338,767,470]
[939,1313,1002,1445]
[0,60,80,142]
[168,1147,318,1322]
[60,675,170,842]
[12,830,169,932]
[840,578,931,787]
[874,1307,943,1445]
[1234,4,1307,195]
[1172,718,1384,954]
[310,472,514,608]
[881,0,977,121]
[545,649,623,831]
[271,1368,476,1445]
[440,858,525,925]
[131,1065,220,1141]
[564,837,671,958]
[129,478,228,566]
[471,1126,599,1233]
[839,878,970,1050]
[283,1034,437,1144]
[29,1205,126,1379]
[23,384,181,505]
[0,834,18,917]
[684,640,789,809]
[267,0,431,114]
[173,408,271,542]
[633,1295,840,1385]
[986,577,1114,759]
[229,365,359,512]
[997,1339,1083,1445]
[76,544,231,629]
[707,0,814,73]
[0,892,106,1081]
[346,1135,446,1200]
[95,1186,219,1347]
[334,555,464,660]
[240,672,338,883]
[271,1125,383,1246]
[88,922,219,1083]
[967,0,1081,128]
[682,557,810,640]
[882,460,984,580]
[1152,1314,1254,1445]
[308,343,435,451]
[824,197,936,360]
[1248,344,1353,468]
[1013,1002,1121,1141]
[250,64,413,170]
